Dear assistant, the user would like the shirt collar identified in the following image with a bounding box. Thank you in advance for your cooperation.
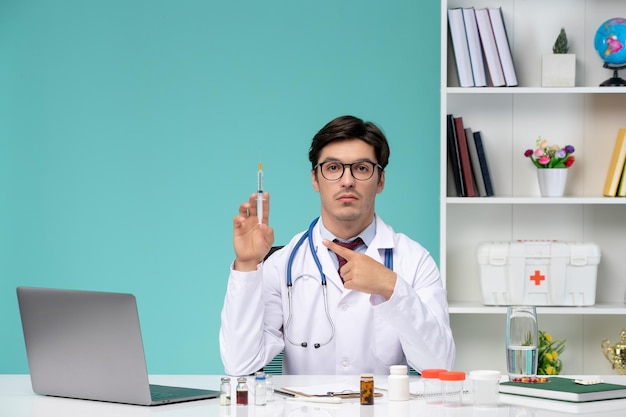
[319,216,376,247]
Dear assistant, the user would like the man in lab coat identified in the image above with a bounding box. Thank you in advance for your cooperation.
[220,115,455,375]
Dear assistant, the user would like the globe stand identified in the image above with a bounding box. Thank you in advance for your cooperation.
[600,63,626,87]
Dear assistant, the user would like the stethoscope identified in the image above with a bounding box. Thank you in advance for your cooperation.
[284,217,393,349]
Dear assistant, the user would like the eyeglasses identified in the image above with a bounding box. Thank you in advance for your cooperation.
[314,160,382,181]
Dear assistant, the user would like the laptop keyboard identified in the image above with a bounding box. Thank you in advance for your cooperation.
[151,386,181,400]
[150,384,214,400]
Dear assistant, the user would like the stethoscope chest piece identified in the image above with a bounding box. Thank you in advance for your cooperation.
[284,217,392,349]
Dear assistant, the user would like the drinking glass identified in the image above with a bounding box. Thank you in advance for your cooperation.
[505,306,538,379]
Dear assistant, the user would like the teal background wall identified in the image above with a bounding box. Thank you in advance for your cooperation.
[0,0,440,374]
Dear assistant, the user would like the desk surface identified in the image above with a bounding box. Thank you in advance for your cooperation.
[3,374,626,417]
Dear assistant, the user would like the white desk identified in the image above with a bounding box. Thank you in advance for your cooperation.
[3,374,626,417]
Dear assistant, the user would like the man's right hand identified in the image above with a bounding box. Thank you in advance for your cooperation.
[233,192,274,271]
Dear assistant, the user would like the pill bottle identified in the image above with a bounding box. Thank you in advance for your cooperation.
[439,371,466,406]
[421,368,447,404]
[220,377,231,406]
[236,376,248,405]
[254,372,267,406]
[388,365,410,401]
[360,374,375,405]
[469,370,501,406]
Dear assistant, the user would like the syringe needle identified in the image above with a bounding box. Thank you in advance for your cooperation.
[257,162,264,224]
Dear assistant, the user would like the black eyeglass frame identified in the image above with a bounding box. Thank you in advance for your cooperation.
[314,160,383,181]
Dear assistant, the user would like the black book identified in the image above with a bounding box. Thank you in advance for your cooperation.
[473,131,494,196]
[446,114,465,197]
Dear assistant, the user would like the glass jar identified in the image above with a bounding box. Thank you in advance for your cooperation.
[220,377,231,406]
[254,372,267,406]
[265,374,274,402]
[360,374,374,405]
[236,376,248,405]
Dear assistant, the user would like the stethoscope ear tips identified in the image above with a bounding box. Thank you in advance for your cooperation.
[298,342,322,348]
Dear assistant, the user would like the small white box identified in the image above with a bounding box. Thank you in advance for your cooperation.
[476,241,601,306]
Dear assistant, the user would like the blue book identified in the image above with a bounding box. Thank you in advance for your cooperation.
[473,131,494,197]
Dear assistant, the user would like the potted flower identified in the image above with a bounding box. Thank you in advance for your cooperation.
[542,28,577,87]
[524,136,575,196]
[538,330,566,375]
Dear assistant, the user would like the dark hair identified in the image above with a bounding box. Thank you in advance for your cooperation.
[308,115,390,170]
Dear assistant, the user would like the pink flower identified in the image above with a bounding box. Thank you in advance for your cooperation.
[524,136,576,169]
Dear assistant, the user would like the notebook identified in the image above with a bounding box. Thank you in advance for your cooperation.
[16,286,220,406]
[500,377,626,402]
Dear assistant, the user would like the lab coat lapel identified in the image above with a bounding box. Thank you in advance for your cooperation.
[370,214,396,261]
[310,215,395,292]
[310,223,345,291]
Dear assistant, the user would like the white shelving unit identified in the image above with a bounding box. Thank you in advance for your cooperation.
[441,0,626,374]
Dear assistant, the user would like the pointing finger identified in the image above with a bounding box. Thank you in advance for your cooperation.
[322,239,357,259]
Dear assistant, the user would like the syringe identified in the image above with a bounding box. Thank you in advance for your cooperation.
[257,162,264,224]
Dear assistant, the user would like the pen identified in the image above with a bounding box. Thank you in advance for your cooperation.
[257,162,264,224]
[286,396,342,404]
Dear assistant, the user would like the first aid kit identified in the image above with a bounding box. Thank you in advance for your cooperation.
[476,241,601,306]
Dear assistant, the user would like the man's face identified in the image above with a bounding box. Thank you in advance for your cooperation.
[311,139,385,233]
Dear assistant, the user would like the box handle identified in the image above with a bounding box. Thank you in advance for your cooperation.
[570,245,588,266]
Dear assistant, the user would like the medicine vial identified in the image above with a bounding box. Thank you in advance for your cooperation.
[254,372,267,406]
[236,376,248,405]
[388,365,410,401]
[360,374,374,405]
[220,377,231,406]
[265,374,274,402]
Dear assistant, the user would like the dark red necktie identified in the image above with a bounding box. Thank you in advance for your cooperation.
[333,238,364,282]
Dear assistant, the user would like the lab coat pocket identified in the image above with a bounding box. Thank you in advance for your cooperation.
[371,312,404,368]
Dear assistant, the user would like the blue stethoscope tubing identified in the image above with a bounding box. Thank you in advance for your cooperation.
[284,217,393,348]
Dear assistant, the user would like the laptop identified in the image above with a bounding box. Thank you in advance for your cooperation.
[16,286,220,406]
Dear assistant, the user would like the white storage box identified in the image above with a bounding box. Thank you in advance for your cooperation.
[476,241,601,306]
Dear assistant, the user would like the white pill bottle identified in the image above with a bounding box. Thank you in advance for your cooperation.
[388,365,410,401]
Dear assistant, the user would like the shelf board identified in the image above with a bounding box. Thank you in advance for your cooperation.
[449,302,626,315]
[446,87,626,94]
[445,196,626,205]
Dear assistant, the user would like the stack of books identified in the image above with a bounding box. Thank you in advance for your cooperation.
[447,6,518,87]
[603,128,626,197]
[447,114,494,197]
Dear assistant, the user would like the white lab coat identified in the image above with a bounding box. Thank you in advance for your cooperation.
[219,214,455,375]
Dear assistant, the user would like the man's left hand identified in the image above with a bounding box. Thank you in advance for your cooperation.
[322,239,397,300]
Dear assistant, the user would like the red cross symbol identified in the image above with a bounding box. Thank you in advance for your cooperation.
[530,270,545,286]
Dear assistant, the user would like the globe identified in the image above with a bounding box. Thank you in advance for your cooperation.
[594,17,626,86]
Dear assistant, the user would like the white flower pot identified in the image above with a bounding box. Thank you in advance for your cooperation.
[542,54,576,87]
[537,168,568,197]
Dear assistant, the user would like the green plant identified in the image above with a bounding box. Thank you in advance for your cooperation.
[553,28,569,54]
[538,330,566,375]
